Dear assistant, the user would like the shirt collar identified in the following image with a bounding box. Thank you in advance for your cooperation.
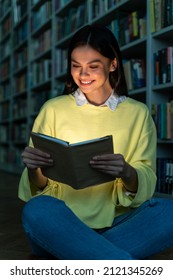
[72,88,126,111]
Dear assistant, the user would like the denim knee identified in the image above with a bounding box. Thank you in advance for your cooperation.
[22,195,65,230]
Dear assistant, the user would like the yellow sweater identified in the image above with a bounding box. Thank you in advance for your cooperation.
[18,94,157,228]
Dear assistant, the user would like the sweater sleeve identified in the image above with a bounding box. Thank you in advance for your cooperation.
[18,167,61,202]
[18,100,60,201]
[18,167,41,201]
[113,110,157,208]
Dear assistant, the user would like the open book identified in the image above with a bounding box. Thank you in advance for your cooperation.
[30,132,114,189]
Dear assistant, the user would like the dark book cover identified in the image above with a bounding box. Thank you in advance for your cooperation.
[31,132,114,189]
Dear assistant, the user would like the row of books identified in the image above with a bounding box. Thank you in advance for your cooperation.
[56,2,88,40]
[30,59,51,86]
[0,102,9,120]
[108,0,121,6]
[89,0,124,19]
[89,0,115,19]
[54,48,67,77]
[31,1,52,33]
[153,46,173,85]
[14,47,28,72]
[13,98,27,119]
[31,0,41,6]
[0,0,121,20]
[13,20,28,49]
[32,29,51,59]
[0,59,10,80]
[0,147,10,165]
[118,11,146,47]
[0,123,27,143]
[123,59,146,91]
[0,83,10,101]
[13,73,27,94]
[30,90,51,115]
[88,0,123,20]
[0,125,9,142]
[1,58,51,95]
[55,0,70,11]
[56,0,120,13]
[108,16,146,47]
[0,146,25,168]
[156,158,173,194]
[150,0,173,33]
[2,47,27,75]
[1,88,56,120]
[152,101,173,140]
[31,0,56,8]
[13,0,27,25]
[0,37,11,61]
[12,123,27,142]
[0,0,10,18]
[0,14,11,40]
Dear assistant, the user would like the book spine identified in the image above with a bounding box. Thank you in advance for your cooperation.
[150,0,155,33]
[154,0,162,31]
[167,100,173,139]
[156,158,173,194]
[123,60,133,91]
[160,102,167,139]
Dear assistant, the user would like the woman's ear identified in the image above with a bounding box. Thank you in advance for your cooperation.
[110,58,117,72]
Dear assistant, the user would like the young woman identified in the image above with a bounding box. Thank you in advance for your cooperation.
[19,24,173,260]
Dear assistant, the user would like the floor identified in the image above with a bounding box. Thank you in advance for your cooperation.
[0,170,30,260]
[0,170,173,260]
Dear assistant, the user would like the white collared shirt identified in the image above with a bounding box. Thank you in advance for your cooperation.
[73,88,127,111]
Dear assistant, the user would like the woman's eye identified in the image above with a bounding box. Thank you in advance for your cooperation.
[90,65,98,69]
[72,64,80,68]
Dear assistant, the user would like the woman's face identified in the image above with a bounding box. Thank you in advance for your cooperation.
[71,45,116,97]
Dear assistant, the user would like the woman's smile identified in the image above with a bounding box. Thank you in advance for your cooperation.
[80,80,94,86]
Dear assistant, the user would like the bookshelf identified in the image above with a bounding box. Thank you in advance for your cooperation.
[0,0,172,195]
[149,0,173,195]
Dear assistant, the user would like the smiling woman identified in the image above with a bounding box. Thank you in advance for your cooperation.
[18,24,173,260]
[70,45,115,105]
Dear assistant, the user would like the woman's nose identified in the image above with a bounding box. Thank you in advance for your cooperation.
[79,68,89,76]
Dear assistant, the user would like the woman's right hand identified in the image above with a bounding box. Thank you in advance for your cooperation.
[21,146,53,170]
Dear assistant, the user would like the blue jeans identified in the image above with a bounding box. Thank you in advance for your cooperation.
[22,195,173,260]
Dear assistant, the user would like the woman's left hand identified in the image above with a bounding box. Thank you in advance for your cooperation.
[90,154,127,178]
[90,154,138,192]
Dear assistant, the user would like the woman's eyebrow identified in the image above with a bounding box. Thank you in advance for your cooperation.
[71,59,102,64]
